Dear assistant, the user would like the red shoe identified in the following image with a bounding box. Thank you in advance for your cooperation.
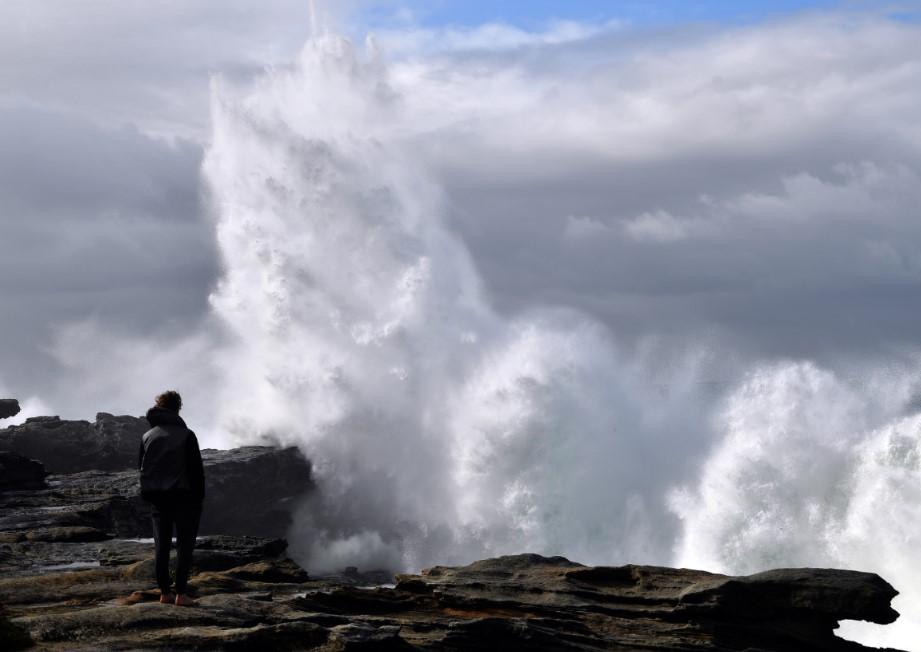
[174,593,196,607]
[159,591,175,604]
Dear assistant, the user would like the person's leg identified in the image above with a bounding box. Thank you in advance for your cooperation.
[150,500,175,598]
[173,500,201,599]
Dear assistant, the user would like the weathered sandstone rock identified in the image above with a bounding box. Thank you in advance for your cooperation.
[0,553,905,651]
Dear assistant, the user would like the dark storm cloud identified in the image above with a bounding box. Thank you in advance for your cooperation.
[0,105,216,396]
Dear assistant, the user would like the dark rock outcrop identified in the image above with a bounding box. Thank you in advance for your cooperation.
[0,553,905,651]
[381,555,903,650]
[199,446,313,536]
[0,408,313,546]
[0,415,312,539]
[0,413,145,473]
[0,446,312,569]
[0,451,46,491]
[0,399,20,420]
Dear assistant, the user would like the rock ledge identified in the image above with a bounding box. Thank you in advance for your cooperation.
[1,552,903,651]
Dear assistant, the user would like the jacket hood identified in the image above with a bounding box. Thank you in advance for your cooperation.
[146,406,186,428]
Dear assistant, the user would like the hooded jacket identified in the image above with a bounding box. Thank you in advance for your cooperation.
[138,407,205,502]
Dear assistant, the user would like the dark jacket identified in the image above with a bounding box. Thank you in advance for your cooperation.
[138,407,205,502]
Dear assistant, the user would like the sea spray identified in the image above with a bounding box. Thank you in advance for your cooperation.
[670,361,921,647]
[201,31,921,649]
[202,34,711,573]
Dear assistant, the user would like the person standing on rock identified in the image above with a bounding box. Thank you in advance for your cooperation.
[138,390,206,607]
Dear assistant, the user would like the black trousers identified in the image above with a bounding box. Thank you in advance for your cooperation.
[150,496,202,594]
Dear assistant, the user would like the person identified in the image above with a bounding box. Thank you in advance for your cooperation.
[137,390,206,606]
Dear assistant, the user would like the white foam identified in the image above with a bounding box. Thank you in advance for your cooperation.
[203,34,712,574]
[671,361,921,649]
[200,32,920,649]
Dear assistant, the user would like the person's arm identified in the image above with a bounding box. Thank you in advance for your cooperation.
[138,438,145,471]
[186,431,206,501]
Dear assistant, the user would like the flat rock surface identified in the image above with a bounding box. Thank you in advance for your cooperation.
[0,552,905,651]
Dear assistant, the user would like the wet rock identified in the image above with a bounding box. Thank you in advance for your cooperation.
[0,451,45,491]
[676,566,900,624]
[199,446,313,536]
[0,399,19,420]
[323,554,904,651]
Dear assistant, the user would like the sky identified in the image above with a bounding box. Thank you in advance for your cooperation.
[0,0,918,409]
[1,0,921,414]
[359,0,844,27]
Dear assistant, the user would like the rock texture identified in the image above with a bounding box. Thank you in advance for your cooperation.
[0,552,905,651]
[0,411,312,541]
[0,413,144,473]
[0,399,20,420]
[199,447,313,537]
[0,448,312,572]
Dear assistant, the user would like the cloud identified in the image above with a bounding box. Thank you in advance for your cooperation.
[624,210,690,243]
[371,19,622,56]
[0,105,217,406]
[0,0,321,139]
[2,6,920,415]
[367,13,921,361]
[563,215,614,241]
[43,318,219,438]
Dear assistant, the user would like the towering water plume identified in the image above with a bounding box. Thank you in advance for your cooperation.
[201,32,921,648]
[202,34,707,573]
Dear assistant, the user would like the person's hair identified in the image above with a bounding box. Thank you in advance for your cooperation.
[154,390,182,413]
